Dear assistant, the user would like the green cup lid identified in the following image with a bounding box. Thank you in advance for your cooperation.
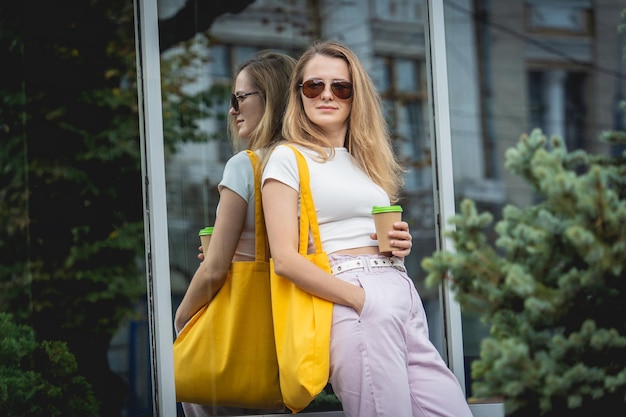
[198,227,214,236]
[371,205,403,214]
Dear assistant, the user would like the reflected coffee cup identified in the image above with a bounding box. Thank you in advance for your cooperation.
[198,227,214,256]
[371,205,403,253]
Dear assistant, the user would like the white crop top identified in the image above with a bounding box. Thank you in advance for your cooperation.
[262,144,391,254]
[217,150,256,261]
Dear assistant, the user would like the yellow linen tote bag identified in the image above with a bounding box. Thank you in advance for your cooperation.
[270,145,334,413]
[173,150,282,409]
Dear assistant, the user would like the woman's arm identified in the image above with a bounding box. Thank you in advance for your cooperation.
[262,179,365,314]
[174,188,247,331]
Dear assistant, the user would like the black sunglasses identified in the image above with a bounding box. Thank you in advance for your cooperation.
[230,91,260,112]
[299,79,353,100]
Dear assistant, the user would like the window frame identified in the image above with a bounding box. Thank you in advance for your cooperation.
[134,0,177,414]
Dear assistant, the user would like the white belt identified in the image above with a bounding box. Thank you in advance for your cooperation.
[331,257,406,275]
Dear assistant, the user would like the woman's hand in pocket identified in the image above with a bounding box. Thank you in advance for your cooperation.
[352,286,366,316]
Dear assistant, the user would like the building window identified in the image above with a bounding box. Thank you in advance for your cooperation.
[525,3,593,36]
[528,69,588,151]
[373,56,430,189]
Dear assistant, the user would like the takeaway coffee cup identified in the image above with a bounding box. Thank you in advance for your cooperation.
[198,227,214,256]
[372,205,403,253]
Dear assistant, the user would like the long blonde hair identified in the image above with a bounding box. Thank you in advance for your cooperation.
[282,41,404,202]
[228,51,296,153]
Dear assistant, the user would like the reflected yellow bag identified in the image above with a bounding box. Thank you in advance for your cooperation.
[173,151,282,409]
[270,146,334,413]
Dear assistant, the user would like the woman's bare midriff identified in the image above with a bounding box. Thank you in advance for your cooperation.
[332,246,383,256]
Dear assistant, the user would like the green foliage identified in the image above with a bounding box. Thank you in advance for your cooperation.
[0,0,143,413]
[302,384,343,412]
[0,0,143,337]
[0,313,99,416]
[162,81,232,152]
[0,1,264,415]
[160,37,233,153]
[422,128,626,416]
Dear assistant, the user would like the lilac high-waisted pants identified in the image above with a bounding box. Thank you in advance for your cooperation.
[328,254,473,417]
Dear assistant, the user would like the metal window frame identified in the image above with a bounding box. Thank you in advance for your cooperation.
[425,1,503,416]
[134,0,176,415]
[424,0,466,387]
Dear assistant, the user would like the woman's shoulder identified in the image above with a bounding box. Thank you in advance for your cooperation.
[263,144,298,182]
[271,143,321,158]
[222,151,254,183]
[220,151,255,196]
[225,150,254,168]
[267,143,298,161]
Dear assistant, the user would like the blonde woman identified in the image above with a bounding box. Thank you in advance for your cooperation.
[262,41,472,417]
[175,51,295,416]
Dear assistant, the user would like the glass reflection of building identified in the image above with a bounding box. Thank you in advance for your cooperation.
[117,0,625,416]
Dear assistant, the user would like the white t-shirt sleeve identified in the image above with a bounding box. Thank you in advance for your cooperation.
[216,150,257,261]
[262,145,300,191]
[218,150,254,200]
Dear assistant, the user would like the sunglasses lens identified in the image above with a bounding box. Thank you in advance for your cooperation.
[230,94,239,112]
[301,80,353,99]
[331,82,353,99]
[301,80,325,98]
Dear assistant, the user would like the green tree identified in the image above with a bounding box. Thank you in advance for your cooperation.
[424,128,626,416]
[0,1,254,415]
[1,2,145,415]
[0,312,99,417]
